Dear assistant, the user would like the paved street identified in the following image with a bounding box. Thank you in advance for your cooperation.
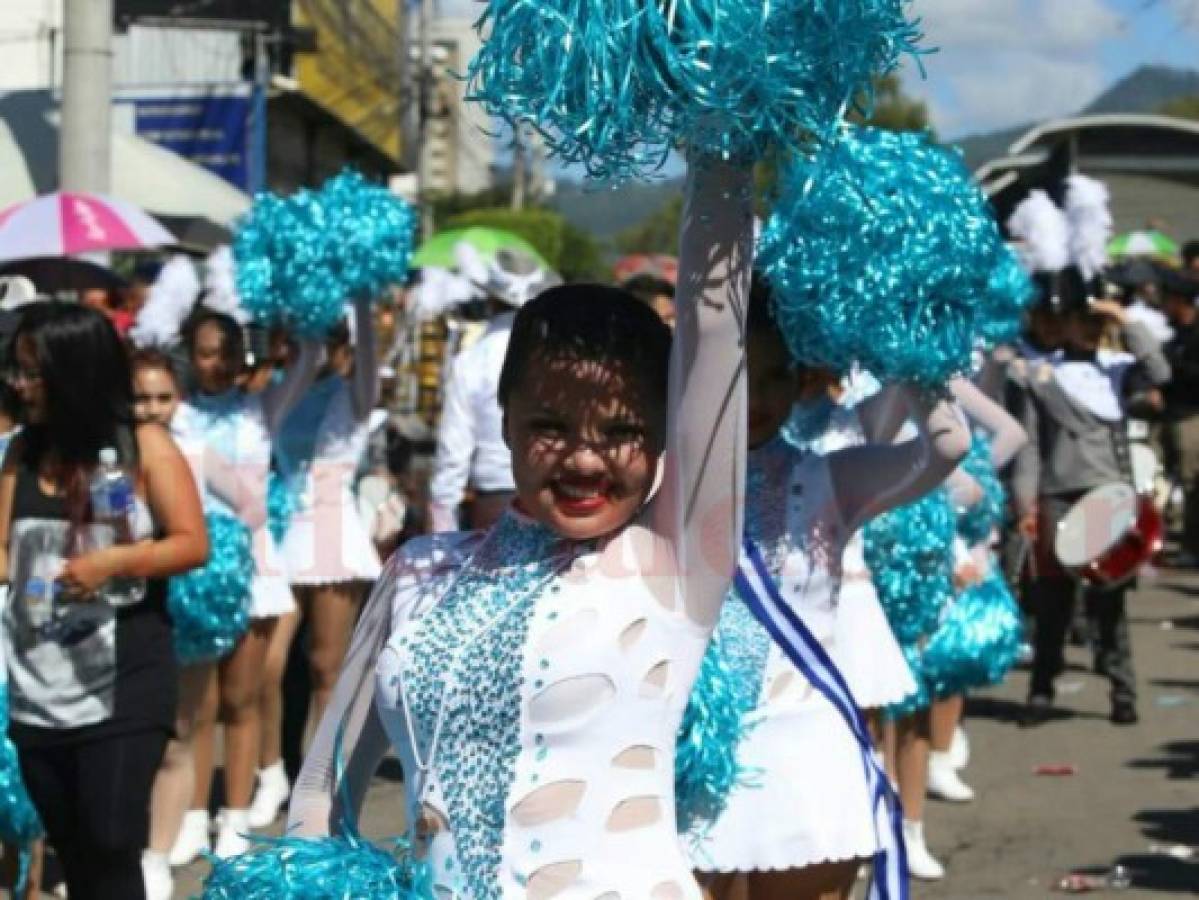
[171,571,1199,899]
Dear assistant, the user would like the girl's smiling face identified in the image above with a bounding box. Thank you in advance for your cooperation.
[504,354,665,541]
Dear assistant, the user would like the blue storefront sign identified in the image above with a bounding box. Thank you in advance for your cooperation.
[129,87,252,191]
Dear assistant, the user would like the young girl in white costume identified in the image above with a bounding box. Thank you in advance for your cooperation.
[924,386,1027,806]
[278,160,751,900]
[689,284,971,900]
[168,312,317,862]
[801,371,919,717]
[250,296,383,828]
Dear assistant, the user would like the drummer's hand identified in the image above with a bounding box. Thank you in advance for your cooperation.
[57,548,121,599]
[1089,298,1128,325]
[1017,513,1038,540]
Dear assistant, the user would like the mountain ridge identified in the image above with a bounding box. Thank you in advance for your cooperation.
[954,64,1199,169]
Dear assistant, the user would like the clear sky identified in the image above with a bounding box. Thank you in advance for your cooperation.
[902,0,1199,138]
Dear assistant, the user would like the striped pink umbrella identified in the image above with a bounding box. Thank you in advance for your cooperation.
[0,192,176,263]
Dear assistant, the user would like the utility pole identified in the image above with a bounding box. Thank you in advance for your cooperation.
[397,0,420,175]
[417,0,435,239]
[511,125,526,211]
[248,31,270,194]
[60,0,114,193]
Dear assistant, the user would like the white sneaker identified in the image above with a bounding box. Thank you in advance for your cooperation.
[168,809,211,867]
[902,819,945,881]
[927,751,975,802]
[247,760,291,828]
[141,849,174,900]
[214,807,252,859]
[949,725,970,770]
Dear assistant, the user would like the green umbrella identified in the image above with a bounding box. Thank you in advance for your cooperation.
[411,227,549,270]
[1107,230,1180,261]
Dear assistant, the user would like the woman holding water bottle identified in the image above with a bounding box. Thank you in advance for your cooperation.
[0,303,207,900]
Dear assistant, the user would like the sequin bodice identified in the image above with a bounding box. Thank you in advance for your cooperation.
[374,513,713,900]
[715,435,847,719]
[172,392,269,519]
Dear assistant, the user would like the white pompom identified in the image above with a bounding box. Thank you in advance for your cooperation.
[1007,191,1070,274]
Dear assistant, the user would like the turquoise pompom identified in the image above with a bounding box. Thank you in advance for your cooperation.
[203,830,434,899]
[467,0,923,181]
[759,127,1034,385]
[267,469,297,546]
[864,487,956,646]
[923,570,1023,698]
[955,433,1007,547]
[169,512,254,665]
[0,686,42,845]
[675,631,757,834]
[320,170,418,303]
[235,170,416,338]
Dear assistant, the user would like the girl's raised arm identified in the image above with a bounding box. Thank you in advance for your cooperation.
[349,296,380,422]
[261,339,322,435]
[829,388,971,535]
[649,159,752,629]
[286,554,401,835]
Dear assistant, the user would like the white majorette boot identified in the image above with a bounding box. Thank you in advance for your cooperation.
[213,807,252,859]
[902,819,945,881]
[168,808,211,867]
[141,849,173,900]
[949,724,970,769]
[248,760,291,828]
[927,750,976,802]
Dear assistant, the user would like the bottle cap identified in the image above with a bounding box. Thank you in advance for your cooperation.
[99,447,118,466]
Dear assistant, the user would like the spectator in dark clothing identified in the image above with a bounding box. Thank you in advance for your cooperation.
[1183,240,1199,275]
[1162,268,1199,564]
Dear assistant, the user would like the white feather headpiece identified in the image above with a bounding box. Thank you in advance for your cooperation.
[1007,190,1071,274]
[202,246,251,325]
[1064,174,1112,280]
[128,254,201,348]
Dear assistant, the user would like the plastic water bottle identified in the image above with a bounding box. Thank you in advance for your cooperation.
[89,447,133,542]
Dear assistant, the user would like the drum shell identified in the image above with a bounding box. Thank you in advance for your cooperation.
[1052,487,1164,589]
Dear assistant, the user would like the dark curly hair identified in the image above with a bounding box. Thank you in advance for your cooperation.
[497,284,672,412]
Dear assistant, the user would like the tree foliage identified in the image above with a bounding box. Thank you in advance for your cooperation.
[1159,94,1199,121]
[614,195,683,256]
[444,206,606,282]
[852,73,933,134]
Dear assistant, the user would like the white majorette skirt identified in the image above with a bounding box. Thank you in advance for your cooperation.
[250,528,296,618]
[688,698,881,873]
[279,484,382,586]
[833,574,918,709]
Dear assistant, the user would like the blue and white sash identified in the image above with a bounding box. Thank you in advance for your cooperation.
[734,537,909,900]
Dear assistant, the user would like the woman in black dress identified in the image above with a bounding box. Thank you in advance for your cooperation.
[0,304,206,899]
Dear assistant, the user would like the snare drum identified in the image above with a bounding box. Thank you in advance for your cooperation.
[1054,483,1164,588]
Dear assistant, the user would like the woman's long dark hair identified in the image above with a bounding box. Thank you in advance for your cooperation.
[14,304,136,516]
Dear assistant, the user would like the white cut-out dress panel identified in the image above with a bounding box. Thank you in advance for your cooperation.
[375,529,710,899]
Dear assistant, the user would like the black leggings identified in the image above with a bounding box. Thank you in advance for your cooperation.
[17,729,167,900]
